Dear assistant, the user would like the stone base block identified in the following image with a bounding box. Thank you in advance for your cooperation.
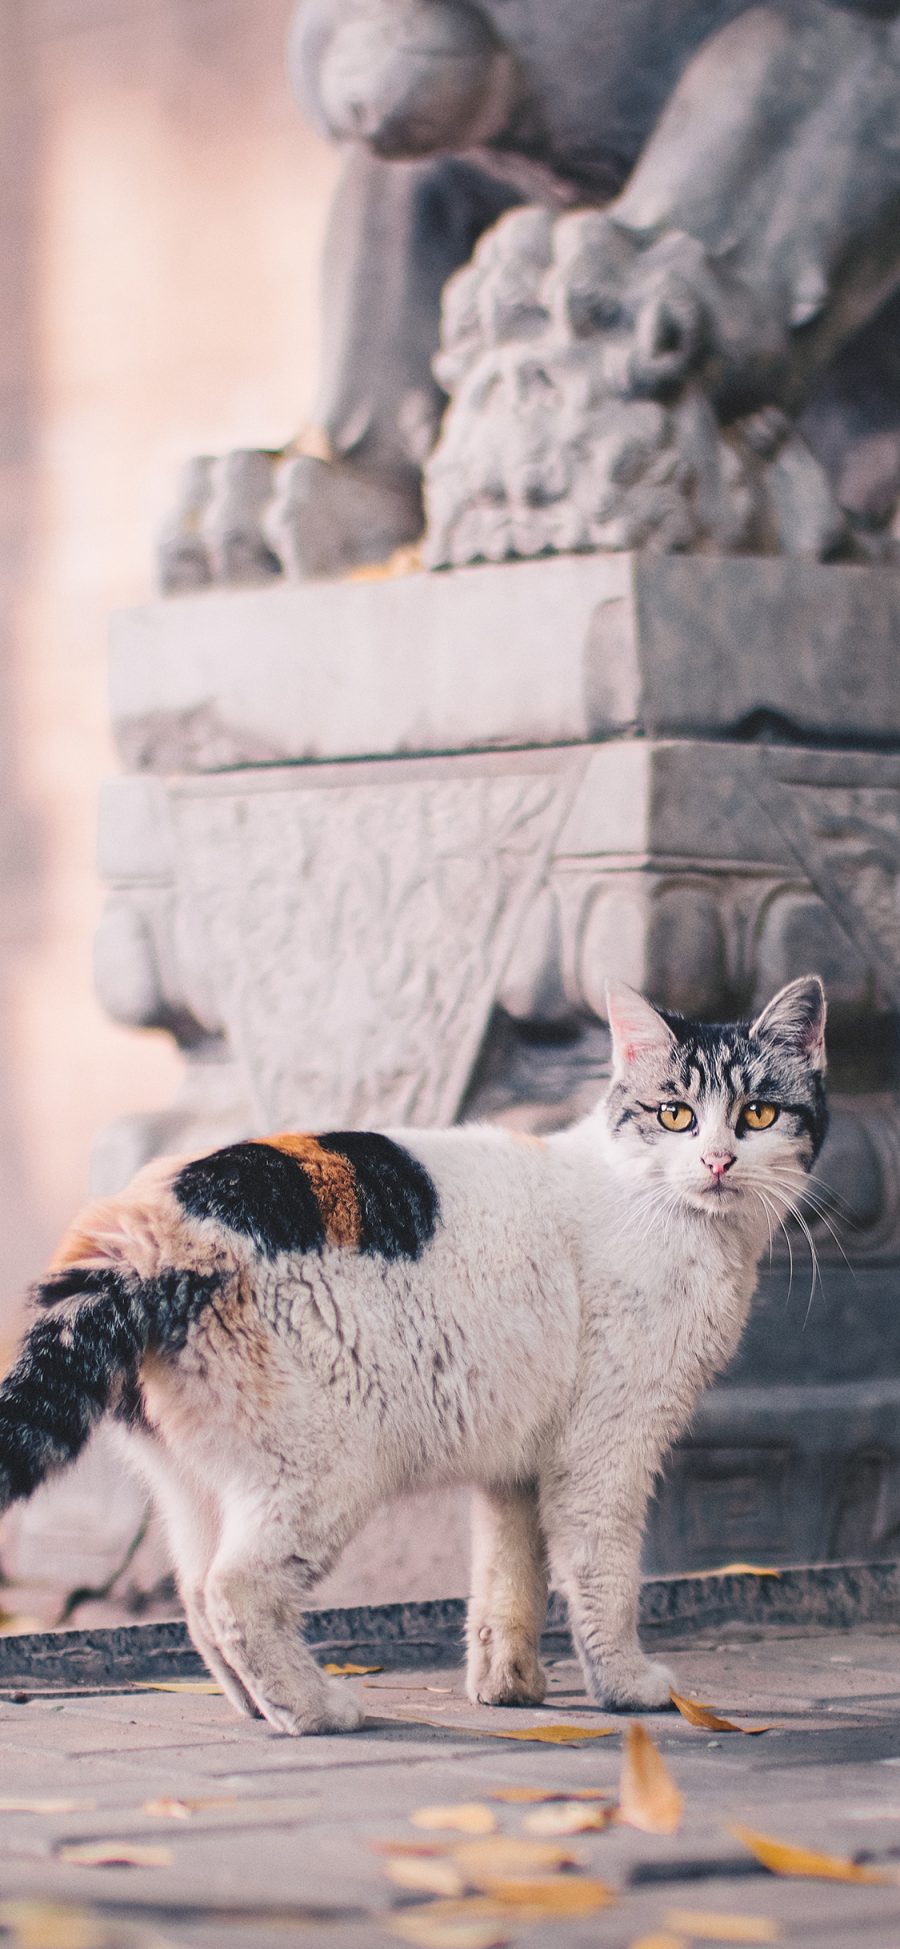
[110,555,900,771]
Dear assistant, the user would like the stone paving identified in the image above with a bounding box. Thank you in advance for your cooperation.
[2,1625,900,1948]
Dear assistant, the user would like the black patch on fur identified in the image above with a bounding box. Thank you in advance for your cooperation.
[317,1132,439,1260]
[174,1142,328,1260]
[790,1075,829,1161]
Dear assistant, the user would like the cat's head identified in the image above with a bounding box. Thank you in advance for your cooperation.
[603,977,827,1219]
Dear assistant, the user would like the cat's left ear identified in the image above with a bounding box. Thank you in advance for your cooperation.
[750,974,827,1072]
[606,982,676,1070]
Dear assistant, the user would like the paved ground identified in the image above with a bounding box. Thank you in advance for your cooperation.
[2,1625,900,1949]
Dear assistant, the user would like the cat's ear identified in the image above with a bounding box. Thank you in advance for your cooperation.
[606,982,676,1069]
[750,975,827,1071]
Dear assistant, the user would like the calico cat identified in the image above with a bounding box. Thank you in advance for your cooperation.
[0,975,826,1734]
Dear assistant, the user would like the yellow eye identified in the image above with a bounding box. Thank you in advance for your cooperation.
[657,1102,695,1133]
[742,1101,779,1131]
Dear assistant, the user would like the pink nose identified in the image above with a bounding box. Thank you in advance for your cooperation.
[702,1150,736,1179]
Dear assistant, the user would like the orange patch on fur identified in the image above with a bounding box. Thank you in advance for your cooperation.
[48,1207,114,1272]
[260,1134,362,1249]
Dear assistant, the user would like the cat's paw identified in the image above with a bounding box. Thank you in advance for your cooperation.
[317,1678,366,1733]
[253,1677,365,1736]
[467,1633,548,1708]
[593,1654,675,1712]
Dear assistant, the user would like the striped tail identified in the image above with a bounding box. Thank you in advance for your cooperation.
[0,1261,211,1516]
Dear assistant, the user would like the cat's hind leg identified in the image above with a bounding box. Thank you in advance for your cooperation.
[203,1498,364,1736]
[121,1431,260,1718]
[466,1482,548,1707]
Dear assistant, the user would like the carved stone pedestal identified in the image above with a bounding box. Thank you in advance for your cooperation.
[90,553,900,1577]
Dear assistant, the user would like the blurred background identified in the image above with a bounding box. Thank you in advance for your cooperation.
[0,0,338,1349]
[2,0,898,1630]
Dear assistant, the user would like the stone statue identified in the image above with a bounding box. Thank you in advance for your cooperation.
[159,0,900,586]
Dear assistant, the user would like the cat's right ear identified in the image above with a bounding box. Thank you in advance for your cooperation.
[606,982,676,1070]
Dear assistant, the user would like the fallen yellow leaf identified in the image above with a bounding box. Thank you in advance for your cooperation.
[453,1837,581,1879]
[57,1842,172,1869]
[619,1723,683,1835]
[347,544,423,583]
[0,1903,178,1949]
[375,1840,452,1857]
[0,1904,103,1949]
[387,1898,514,1949]
[0,1798,94,1814]
[142,1795,236,1819]
[627,1935,686,1949]
[394,1716,614,1745]
[411,1804,498,1835]
[665,1910,780,1942]
[0,1614,45,1636]
[670,1691,771,1735]
[730,1825,896,1884]
[489,1787,610,1804]
[322,1662,383,1676]
[522,1800,616,1835]
[473,1875,613,1916]
[698,1565,781,1579]
[384,1854,467,1898]
[142,1680,223,1695]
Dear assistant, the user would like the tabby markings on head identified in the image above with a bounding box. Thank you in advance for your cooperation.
[172,1130,439,1262]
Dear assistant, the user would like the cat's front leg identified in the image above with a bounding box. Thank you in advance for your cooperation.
[541,1465,674,1712]
[466,1482,549,1707]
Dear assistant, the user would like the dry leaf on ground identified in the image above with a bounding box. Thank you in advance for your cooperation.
[670,1691,771,1735]
[628,1935,687,1949]
[142,1796,236,1819]
[665,1910,780,1941]
[142,1680,223,1696]
[452,1837,581,1879]
[387,1898,514,1949]
[56,1842,172,1869]
[489,1787,610,1804]
[346,544,423,583]
[0,1798,94,1814]
[393,1716,614,1745]
[473,1875,613,1916]
[698,1565,781,1579]
[522,1800,616,1835]
[730,1825,896,1884]
[375,1840,455,1857]
[411,1804,498,1835]
[322,1662,383,1676]
[0,1904,100,1949]
[0,1901,179,1949]
[619,1723,683,1835]
[384,1854,467,1897]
